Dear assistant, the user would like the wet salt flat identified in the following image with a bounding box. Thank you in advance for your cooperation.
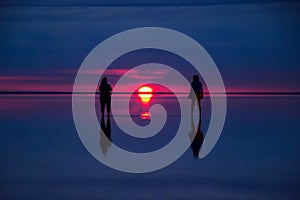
[0,95,300,199]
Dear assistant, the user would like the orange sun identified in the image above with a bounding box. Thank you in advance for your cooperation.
[138,86,153,104]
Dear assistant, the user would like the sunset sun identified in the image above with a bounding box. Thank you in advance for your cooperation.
[138,86,153,104]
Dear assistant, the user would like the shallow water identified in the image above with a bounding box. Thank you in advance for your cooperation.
[0,95,299,199]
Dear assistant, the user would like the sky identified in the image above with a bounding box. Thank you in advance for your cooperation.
[0,0,299,93]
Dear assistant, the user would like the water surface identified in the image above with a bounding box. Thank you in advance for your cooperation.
[0,94,299,199]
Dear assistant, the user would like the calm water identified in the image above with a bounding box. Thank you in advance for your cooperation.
[0,95,299,199]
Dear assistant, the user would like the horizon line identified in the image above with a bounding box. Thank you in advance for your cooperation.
[1,91,299,95]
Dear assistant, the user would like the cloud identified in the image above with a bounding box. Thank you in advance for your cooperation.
[60,69,129,76]
[0,75,63,81]
[0,75,71,92]
[0,73,299,93]
[60,68,169,80]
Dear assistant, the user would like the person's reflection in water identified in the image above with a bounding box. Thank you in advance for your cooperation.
[189,115,204,158]
[99,115,112,155]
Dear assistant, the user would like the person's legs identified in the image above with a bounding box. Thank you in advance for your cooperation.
[100,98,105,115]
[196,96,201,122]
[106,98,111,115]
[191,98,195,114]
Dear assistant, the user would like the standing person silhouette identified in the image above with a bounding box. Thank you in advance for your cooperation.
[99,77,112,116]
[188,75,203,117]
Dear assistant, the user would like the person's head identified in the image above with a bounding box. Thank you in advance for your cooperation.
[101,77,108,85]
[193,75,199,82]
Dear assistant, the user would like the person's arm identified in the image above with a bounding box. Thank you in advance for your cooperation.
[188,84,194,99]
[109,84,112,94]
[200,83,204,99]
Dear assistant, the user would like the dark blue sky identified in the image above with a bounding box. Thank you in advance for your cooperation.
[0,0,299,92]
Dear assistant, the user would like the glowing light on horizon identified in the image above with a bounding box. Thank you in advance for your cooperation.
[138,86,153,104]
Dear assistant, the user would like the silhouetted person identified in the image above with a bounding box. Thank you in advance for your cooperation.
[189,115,204,158]
[188,75,203,119]
[99,77,112,115]
[100,115,112,155]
